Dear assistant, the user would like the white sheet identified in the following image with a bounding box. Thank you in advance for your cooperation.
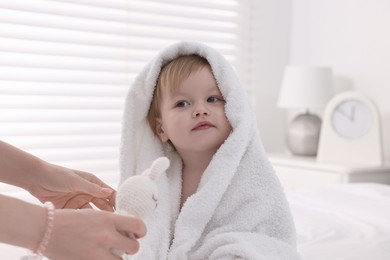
[287,183,390,260]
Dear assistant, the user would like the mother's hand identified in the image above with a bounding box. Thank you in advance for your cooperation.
[30,164,116,211]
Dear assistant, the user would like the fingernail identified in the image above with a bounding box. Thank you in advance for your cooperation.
[101,187,114,193]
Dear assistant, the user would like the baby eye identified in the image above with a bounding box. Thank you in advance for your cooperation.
[152,194,158,208]
[207,96,224,103]
[175,100,190,108]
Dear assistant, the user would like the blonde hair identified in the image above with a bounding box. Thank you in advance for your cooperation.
[148,55,210,136]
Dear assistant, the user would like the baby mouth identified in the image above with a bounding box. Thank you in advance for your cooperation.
[192,122,215,131]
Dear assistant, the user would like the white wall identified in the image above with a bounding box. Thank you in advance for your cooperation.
[290,0,390,161]
[251,0,292,153]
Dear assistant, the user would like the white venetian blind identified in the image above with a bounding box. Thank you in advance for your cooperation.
[0,0,253,193]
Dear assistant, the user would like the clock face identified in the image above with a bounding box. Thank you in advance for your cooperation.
[318,91,383,166]
[331,100,373,139]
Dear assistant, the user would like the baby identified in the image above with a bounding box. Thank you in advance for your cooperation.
[118,42,301,259]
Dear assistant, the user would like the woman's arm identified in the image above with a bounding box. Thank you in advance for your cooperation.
[0,194,146,259]
[0,194,46,251]
[0,140,115,210]
[0,140,47,191]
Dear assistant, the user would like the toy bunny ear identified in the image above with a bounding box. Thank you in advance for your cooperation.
[148,157,170,181]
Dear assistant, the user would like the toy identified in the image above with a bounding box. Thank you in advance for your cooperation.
[116,156,169,218]
[113,157,169,257]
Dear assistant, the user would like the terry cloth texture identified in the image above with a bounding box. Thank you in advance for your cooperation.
[119,41,301,260]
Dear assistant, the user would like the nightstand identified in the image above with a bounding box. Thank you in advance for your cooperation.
[268,153,390,190]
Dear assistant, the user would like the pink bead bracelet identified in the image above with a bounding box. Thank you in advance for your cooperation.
[21,201,55,260]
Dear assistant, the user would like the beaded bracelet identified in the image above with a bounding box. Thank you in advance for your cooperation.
[21,201,55,260]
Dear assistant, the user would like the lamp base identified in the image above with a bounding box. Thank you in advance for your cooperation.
[286,113,321,156]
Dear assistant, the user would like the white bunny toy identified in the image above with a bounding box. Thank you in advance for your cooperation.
[116,156,170,218]
[113,157,169,257]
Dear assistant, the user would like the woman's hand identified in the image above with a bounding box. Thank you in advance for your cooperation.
[29,164,116,211]
[45,209,146,260]
[0,140,116,211]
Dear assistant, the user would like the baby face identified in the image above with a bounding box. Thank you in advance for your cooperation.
[156,66,232,155]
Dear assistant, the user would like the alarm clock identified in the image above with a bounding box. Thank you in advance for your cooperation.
[317,91,383,166]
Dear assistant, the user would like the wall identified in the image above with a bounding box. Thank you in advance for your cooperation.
[251,0,292,152]
[290,0,390,161]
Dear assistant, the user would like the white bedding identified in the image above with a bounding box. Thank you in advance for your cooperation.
[288,183,390,260]
[2,183,390,259]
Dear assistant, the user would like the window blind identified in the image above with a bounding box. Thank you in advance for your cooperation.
[0,0,253,193]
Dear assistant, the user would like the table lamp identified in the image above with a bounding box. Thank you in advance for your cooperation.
[278,66,333,156]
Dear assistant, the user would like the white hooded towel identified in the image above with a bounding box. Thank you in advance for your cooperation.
[119,41,301,259]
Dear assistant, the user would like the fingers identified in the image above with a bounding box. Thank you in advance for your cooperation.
[80,203,92,209]
[91,197,115,212]
[100,190,117,210]
[99,250,123,260]
[60,193,115,211]
[108,190,116,209]
[111,233,140,255]
[92,213,144,257]
[62,194,91,209]
[114,215,147,239]
[67,170,117,211]
[72,170,115,199]
[105,213,145,256]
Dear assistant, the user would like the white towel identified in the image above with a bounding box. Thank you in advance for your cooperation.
[119,41,300,259]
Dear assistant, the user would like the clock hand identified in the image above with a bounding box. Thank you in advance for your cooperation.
[351,106,356,122]
[335,107,353,121]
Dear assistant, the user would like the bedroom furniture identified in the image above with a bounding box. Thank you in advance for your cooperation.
[317,90,383,166]
[269,153,390,190]
[277,66,333,156]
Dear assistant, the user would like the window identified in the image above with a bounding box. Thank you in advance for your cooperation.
[0,0,253,193]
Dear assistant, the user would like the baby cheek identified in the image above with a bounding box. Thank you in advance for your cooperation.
[221,116,233,133]
[170,116,187,127]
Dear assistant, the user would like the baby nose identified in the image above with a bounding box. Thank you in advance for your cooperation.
[193,103,210,117]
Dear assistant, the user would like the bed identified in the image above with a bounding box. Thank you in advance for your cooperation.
[1,183,390,259]
[288,183,390,260]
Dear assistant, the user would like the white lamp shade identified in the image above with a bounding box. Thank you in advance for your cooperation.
[278,66,333,108]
